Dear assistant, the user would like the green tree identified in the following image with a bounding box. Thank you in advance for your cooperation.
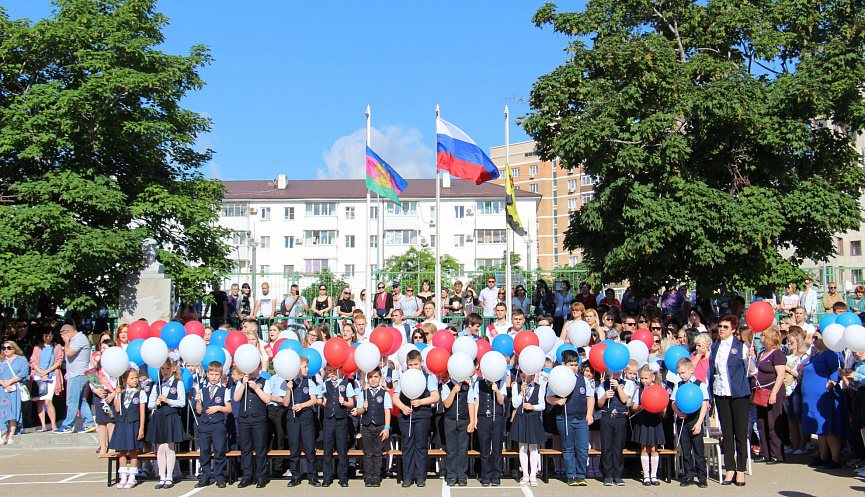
[523,0,865,297]
[0,0,230,310]
[382,247,460,288]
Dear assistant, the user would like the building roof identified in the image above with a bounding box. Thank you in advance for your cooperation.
[222,178,542,201]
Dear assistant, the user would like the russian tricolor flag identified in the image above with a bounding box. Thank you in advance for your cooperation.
[436,118,500,184]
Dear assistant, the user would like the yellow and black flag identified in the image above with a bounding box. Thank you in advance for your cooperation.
[505,162,526,236]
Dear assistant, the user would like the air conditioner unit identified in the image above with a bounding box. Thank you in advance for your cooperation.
[466,235,474,242]
[429,219,436,226]
[466,207,474,216]
[529,174,535,179]
[249,207,258,214]
[567,188,575,194]
[295,238,304,245]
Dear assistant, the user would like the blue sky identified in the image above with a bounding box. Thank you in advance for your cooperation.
[3,1,577,181]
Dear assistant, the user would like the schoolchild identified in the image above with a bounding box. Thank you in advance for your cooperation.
[91,340,118,456]
[441,371,476,486]
[393,349,440,487]
[194,361,231,488]
[232,363,271,488]
[109,367,147,489]
[145,358,187,489]
[265,370,289,478]
[671,358,709,488]
[545,349,595,486]
[596,368,629,486]
[509,371,546,486]
[283,356,322,487]
[460,313,483,339]
[320,364,356,487]
[352,368,392,487]
[486,303,511,338]
[473,362,507,486]
[631,364,666,486]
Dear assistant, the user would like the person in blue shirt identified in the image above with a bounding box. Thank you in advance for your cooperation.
[194,361,232,488]
[671,358,710,488]
[232,363,272,488]
[393,350,440,487]
[265,370,289,478]
[440,370,476,486]
[352,368,392,487]
[459,313,483,339]
[472,365,508,486]
[283,356,321,487]
[320,364,356,487]
[545,349,595,486]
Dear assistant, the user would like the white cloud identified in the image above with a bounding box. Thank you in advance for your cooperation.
[319,125,435,179]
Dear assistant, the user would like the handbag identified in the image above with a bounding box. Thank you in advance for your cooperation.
[751,384,772,407]
[30,378,49,398]
[3,359,30,401]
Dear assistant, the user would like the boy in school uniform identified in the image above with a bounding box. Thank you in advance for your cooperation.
[232,364,271,488]
[486,303,511,338]
[511,309,527,335]
[460,313,483,339]
[545,349,595,486]
[671,358,709,488]
[283,356,322,487]
[597,369,629,486]
[352,368,392,487]
[392,309,413,344]
[393,349,440,487]
[265,371,289,478]
[473,362,507,486]
[195,361,232,488]
[320,364,356,487]
[441,371,476,486]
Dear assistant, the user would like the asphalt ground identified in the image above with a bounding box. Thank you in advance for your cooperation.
[0,446,862,497]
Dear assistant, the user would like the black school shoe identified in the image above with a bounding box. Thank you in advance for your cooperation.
[195,480,210,488]
[339,481,349,487]
[216,480,227,488]
[446,478,457,487]
[491,479,501,486]
[287,479,301,487]
[237,479,253,488]
[417,480,426,487]
[401,480,413,488]
[458,478,467,486]
[697,480,708,488]
[256,479,268,488]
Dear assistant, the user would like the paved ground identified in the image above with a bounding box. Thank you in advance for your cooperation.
[0,446,862,497]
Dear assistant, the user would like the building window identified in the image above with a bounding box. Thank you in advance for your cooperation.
[569,256,580,266]
[306,202,336,216]
[853,241,862,257]
[385,229,418,245]
[345,235,355,248]
[430,206,436,219]
[344,264,355,278]
[283,265,294,275]
[221,202,248,217]
[454,206,465,219]
[370,235,378,248]
[476,201,505,215]
[498,168,505,177]
[580,192,594,205]
[475,258,503,268]
[284,236,294,248]
[304,259,328,272]
[838,237,845,255]
[567,179,578,191]
[284,207,294,220]
[304,230,337,245]
[260,207,271,220]
[475,229,506,244]
[524,150,538,158]
[259,265,270,274]
[345,206,355,219]
[853,269,864,284]
[370,206,378,219]
[430,235,436,248]
[529,165,538,176]
[454,234,465,247]
[259,236,270,249]
[512,167,520,177]
[568,198,579,210]
[581,174,595,186]
[530,183,538,193]
[386,201,417,215]
[231,231,248,246]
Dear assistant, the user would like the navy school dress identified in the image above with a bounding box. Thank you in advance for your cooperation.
[508,381,547,445]
[631,385,666,446]
[145,377,187,444]
[109,389,147,451]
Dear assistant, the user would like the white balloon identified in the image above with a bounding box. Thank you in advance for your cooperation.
[101,347,130,378]
[311,341,325,357]
[480,352,507,382]
[567,321,592,347]
[548,365,577,397]
[519,345,546,375]
[535,326,557,353]
[452,336,479,360]
[222,348,232,375]
[178,335,206,365]
[400,369,426,399]
[626,340,650,367]
[448,352,475,382]
[273,350,301,379]
[355,342,381,373]
[421,346,433,373]
[141,337,169,369]
[823,323,846,352]
[278,330,299,342]
[234,344,261,374]
[844,324,865,353]
[398,343,419,369]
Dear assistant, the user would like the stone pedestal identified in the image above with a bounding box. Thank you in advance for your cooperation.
[119,239,174,323]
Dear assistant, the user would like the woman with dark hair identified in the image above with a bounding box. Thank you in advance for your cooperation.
[533,280,555,318]
[417,279,435,304]
[512,286,531,315]
[688,309,707,332]
[707,315,751,486]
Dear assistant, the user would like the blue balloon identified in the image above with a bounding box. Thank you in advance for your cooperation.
[180,367,194,392]
[210,329,229,349]
[415,342,427,351]
[836,311,861,328]
[664,345,691,372]
[259,371,271,380]
[127,339,145,366]
[203,344,226,367]
[161,321,186,350]
[675,383,704,414]
[278,339,302,355]
[492,334,514,356]
[147,365,159,383]
[819,313,837,331]
[603,342,630,372]
[351,342,361,348]
[556,344,578,364]
[600,339,616,345]
[300,348,322,376]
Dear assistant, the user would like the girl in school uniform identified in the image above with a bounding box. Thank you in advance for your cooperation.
[509,371,546,486]
[145,358,186,489]
[91,339,118,456]
[631,364,667,486]
[110,367,147,488]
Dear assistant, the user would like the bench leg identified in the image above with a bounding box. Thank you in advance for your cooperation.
[396,455,402,483]
[106,458,113,487]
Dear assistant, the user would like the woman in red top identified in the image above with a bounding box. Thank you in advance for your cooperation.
[690,333,711,383]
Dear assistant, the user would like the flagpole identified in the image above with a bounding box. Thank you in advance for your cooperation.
[435,104,442,322]
[365,105,372,319]
[505,106,512,320]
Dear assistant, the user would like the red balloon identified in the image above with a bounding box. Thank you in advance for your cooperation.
[589,343,608,374]
[324,337,350,367]
[746,301,774,333]
[476,339,492,361]
[370,328,395,355]
[387,327,403,356]
[432,329,455,352]
[273,338,287,352]
[185,321,205,338]
[632,328,654,350]
[342,348,358,375]
[426,347,451,375]
[387,389,400,417]
[150,320,167,338]
[224,331,248,356]
[128,321,150,342]
[514,330,540,355]
[640,384,670,413]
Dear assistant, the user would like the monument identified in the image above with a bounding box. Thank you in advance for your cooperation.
[119,238,174,323]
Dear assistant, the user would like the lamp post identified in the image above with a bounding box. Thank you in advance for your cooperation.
[526,238,533,272]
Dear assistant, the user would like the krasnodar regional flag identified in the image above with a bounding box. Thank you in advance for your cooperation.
[505,162,526,236]
[366,146,409,206]
[436,118,500,184]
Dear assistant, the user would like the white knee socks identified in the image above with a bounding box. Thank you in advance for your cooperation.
[640,455,650,479]
[650,454,659,479]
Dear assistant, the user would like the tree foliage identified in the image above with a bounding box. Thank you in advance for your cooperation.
[382,247,461,284]
[0,0,230,310]
[523,0,865,296]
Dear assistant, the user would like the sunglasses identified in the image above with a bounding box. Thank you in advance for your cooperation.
[2,346,12,351]
[829,286,837,289]
[488,280,495,283]
[378,286,385,289]
[343,291,350,295]
[604,317,614,321]
[406,289,414,292]
[624,322,636,326]
[319,288,327,291]
[650,326,662,331]
[638,319,647,323]
[654,339,661,343]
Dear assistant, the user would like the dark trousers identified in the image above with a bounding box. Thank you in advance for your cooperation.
[322,416,349,483]
[756,391,786,462]
[361,424,384,481]
[715,395,750,472]
[600,415,627,479]
[237,416,268,481]
[444,417,469,479]
[198,422,227,483]
[286,412,317,481]
[680,417,707,481]
[399,415,431,482]
[266,405,287,473]
[476,415,505,481]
